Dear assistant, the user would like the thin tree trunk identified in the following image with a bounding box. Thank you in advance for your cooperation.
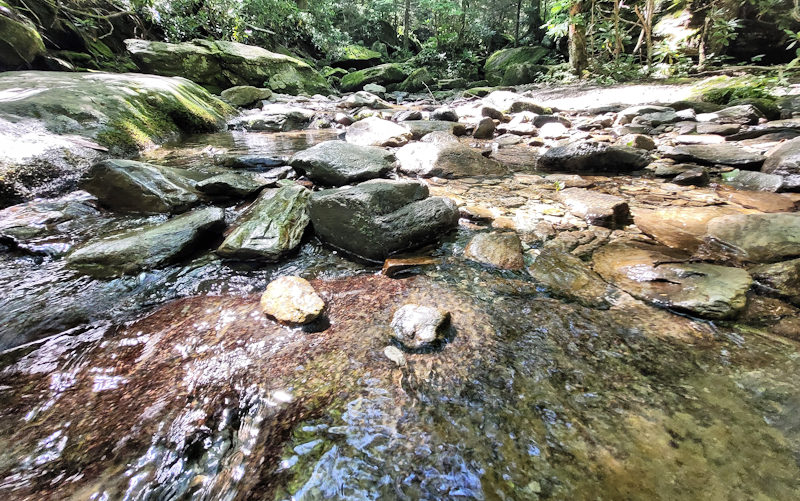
[515,0,522,46]
[403,0,411,50]
[568,0,587,74]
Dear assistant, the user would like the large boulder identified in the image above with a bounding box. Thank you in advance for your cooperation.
[0,5,45,68]
[593,241,752,319]
[289,141,395,186]
[396,142,507,178]
[660,144,765,168]
[0,71,232,208]
[397,67,434,92]
[339,63,407,92]
[330,45,382,70]
[220,85,272,107]
[125,39,330,95]
[80,159,200,214]
[537,141,651,173]
[484,46,549,86]
[217,183,310,260]
[762,137,800,191]
[67,207,225,277]
[308,179,459,262]
[697,213,800,263]
[346,117,412,147]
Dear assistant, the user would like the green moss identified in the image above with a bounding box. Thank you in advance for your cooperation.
[397,67,433,92]
[335,45,382,62]
[340,63,406,92]
[485,46,549,86]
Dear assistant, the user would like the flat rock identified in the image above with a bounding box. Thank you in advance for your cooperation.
[697,105,764,125]
[616,105,674,125]
[718,189,797,213]
[556,187,630,228]
[217,182,310,260]
[401,120,467,139]
[660,143,765,168]
[396,142,507,178]
[67,207,225,277]
[527,247,616,308]
[381,256,439,277]
[537,141,651,173]
[749,258,800,305]
[723,170,785,192]
[464,232,525,270]
[593,241,752,319]
[346,117,412,147]
[260,276,325,324]
[696,122,741,135]
[342,91,390,109]
[81,159,200,214]
[390,304,450,349]
[762,137,800,190]
[672,167,709,186]
[698,213,800,263]
[195,172,274,197]
[289,140,395,186]
[634,206,745,252]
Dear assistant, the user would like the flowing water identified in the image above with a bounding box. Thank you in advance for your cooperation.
[1,130,800,500]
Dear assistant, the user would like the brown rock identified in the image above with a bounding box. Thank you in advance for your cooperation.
[381,256,439,277]
[556,187,630,228]
[260,276,325,324]
[464,231,525,270]
[633,206,745,253]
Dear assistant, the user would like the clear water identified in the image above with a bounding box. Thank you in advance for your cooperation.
[1,130,799,500]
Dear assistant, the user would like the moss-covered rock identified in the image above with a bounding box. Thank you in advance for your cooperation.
[484,46,549,86]
[0,71,234,207]
[125,39,330,96]
[0,4,45,68]
[330,45,383,70]
[397,67,434,92]
[340,63,407,92]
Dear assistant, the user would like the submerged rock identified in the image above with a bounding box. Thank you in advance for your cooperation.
[308,179,459,262]
[527,247,616,309]
[762,137,800,191]
[346,117,412,147]
[217,183,310,260]
[698,213,800,263]
[593,241,752,319]
[464,232,525,270]
[289,141,395,186]
[390,304,450,349]
[396,142,507,178]
[634,206,745,253]
[260,276,325,324]
[81,159,200,214]
[537,141,651,173]
[556,188,630,228]
[67,207,225,277]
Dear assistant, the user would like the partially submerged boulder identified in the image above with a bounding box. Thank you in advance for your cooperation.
[527,247,616,309]
[464,232,525,270]
[289,141,395,186]
[634,206,744,253]
[396,142,507,178]
[390,304,450,350]
[220,85,273,107]
[537,141,651,173]
[762,137,800,191]
[556,187,630,228]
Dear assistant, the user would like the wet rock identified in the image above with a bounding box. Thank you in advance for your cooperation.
[537,141,651,173]
[390,304,450,349]
[593,241,752,319]
[718,189,797,213]
[220,86,272,107]
[698,213,800,263]
[217,183,310,260]
[617,134,656,151]
[381,256,439,277]
[527,247,616,308]
[674,134,725,145]
[696,122,741,135]
[431,107,458,122]
[342,91,390,109]
[723,170,785,192]
[420,131,460,145]
[660,144,765,169]
[226,155,287,170]
[401,120,467,139]
[196,172,274,198]
[762,137,800,191]
[260,276,325,324]
[396,142,507,178]
[481,106,503,120]
[334,112,354,125]
[346,117,412,147]
[541,174,594,188]
[67,207,225,278]
[749,258,800,305]
[697,104,764,125]
[616,105,674,125]
[634,206,744,253]
[289,141,394,186]
[228,104,315,131]
[672,167,709,186]
[473,118,496,139]
[308,180,459,262]
[464,232,524,270]
[383,345,406,366]
[81,159,200,214]
[556,188,630,228]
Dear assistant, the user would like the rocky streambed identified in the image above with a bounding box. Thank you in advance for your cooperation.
[1,74,800,500]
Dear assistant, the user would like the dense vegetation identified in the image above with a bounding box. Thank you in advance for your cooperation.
[3,0,800,83]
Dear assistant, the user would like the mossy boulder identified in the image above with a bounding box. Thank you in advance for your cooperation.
[0,3,45,68]
[0,71,233,207]
[125,39,330,96]
[340,63,407,93]
[330,45,383,70]
[484,46,549,86]
[397,67,434,92]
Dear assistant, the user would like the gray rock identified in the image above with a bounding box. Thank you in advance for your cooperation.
[749,258,800,305]
[431,107,459,122]
[81,159,200,214]
[308,179,459,262]
[724,170,785,192]
[393,110,422,122]
[420,131,461,145]
[594,241,752,319]
[390,304,450,349]
[362,83,386,97]
[334,112,355,125]
[396,142,507,178]
[697,104,764,125]
[696,122,741,135]
[401,120,467,139]
[537,141,651,173]
[473,117,496,139]
[217,182,310,260]
[290,140,394,185]
[698,213,800,263]
[527,247,616,308]
[464,232,525,270]
[195,172,274,197]
[342,91,390,109]
[631,110,681,127]
[227,104,315,131]
[483,91,546,113]
[672,167,709,186]
[762,137,800,190]
[538,122,569,139]
[616,105,674,125]
[67,207,225,277]
[556,187,630,228]
[346,116,412,147]
[220,86,272,107]
[617,134,656,150]
[481,106,503,120]
[660,143,765,168]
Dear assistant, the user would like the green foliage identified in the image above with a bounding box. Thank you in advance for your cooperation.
[702,82,776,104]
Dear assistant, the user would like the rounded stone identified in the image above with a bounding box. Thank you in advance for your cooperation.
[390,304,450,349]
[260,276,325,325]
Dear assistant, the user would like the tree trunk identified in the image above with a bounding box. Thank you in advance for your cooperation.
[515,0,522,46]
[568,0,587,75]
[403,0,411,50]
